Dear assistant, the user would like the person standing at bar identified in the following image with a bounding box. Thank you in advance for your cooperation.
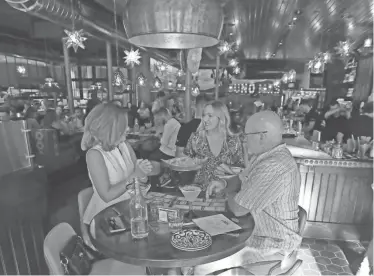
[298,99,322,138]
[321,99,350,142]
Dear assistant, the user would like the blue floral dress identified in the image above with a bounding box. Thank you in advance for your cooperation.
[183,132,244,189]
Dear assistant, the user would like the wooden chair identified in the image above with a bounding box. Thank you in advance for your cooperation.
[211,206,307,276]
[44,222,145,275]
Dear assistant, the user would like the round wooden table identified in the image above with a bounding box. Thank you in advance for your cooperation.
[90,199,254,272]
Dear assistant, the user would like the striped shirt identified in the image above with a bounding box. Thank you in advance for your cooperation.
[234,143,302,252]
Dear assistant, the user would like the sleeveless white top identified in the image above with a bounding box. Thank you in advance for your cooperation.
[83,142,134,224]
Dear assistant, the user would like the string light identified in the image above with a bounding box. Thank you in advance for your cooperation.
[177,70,184,77]
[191,83,200,96]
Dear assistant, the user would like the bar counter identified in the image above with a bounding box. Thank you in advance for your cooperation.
[285,137,373,241]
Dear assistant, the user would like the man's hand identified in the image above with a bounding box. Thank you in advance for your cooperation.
[206,179,226,199]
[215,163,234,176]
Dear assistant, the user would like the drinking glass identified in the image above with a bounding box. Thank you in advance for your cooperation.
[179,184,201,220]
[167,209,183,233]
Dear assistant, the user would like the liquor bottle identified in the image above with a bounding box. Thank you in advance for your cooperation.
[134,118,140,133]
[130,178,149,239]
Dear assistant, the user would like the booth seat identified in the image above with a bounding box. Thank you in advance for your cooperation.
[34,129,83,174]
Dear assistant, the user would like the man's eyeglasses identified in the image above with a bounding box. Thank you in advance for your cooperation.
[243,131,268,137]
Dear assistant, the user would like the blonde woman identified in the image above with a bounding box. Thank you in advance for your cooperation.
[184,101,244,189]
[149,107,181,161]
[81,103,154,224]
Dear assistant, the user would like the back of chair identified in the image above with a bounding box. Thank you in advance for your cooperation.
[78,187,94,220]
[298,206,307,236]
[78,187,94,246]
[44,223,76,275]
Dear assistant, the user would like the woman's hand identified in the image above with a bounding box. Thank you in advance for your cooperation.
[206,180,227,199]
[215,163,235,176]
[134,159,153,176]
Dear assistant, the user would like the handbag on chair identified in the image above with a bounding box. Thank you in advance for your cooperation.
[60,235,93,275]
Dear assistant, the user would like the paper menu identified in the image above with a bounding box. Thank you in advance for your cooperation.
[192,214,242,236]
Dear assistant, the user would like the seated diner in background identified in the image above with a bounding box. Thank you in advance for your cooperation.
[137,101,151,126]
[194,111,302,275]
[183,100,244,190]
[149,107,181,161]
[81,103,155,225]
[176,94,208,156]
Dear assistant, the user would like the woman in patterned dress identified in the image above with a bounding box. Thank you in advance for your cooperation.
[184,101,244,190]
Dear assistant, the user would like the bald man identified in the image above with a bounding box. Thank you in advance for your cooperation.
[194,111,302,275]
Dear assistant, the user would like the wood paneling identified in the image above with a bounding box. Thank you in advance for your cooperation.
[298,163,373,225]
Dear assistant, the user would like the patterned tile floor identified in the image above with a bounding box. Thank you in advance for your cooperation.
[299,238,353,275]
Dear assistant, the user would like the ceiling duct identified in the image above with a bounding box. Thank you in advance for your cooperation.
[4,0,174,65]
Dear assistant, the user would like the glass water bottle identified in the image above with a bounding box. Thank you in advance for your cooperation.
[130,178,149,239]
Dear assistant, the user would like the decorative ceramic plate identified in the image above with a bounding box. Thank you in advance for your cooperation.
[171,229,212,251]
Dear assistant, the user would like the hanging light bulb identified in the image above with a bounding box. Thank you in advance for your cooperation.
[364,38,373,48]
[112,69,125,87]
[228,59,239,67]
[228,85,233,92]
[154,76,162,89]
[125,84,132,91]
[282,74,288,83]
[17,65,27,76]
[191,83,200,96]
[158,63,167,72]
[176,81,183,90]
[335,40,353,57]
[168,80,173,88]
[137,74,146,86]
[288,69,296,82]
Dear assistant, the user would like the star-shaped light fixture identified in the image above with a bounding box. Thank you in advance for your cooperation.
[334,41,353,57]
[113,69,126,87]
[63,29,87,52]
[228,59,239,67]
[233,67,241,74]
[218,41,234,55]
[124,48,141,67]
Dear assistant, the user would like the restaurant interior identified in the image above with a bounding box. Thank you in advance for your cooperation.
[0,0,373,275]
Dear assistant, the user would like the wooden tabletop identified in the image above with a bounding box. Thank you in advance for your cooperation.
[90,199,254,268]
